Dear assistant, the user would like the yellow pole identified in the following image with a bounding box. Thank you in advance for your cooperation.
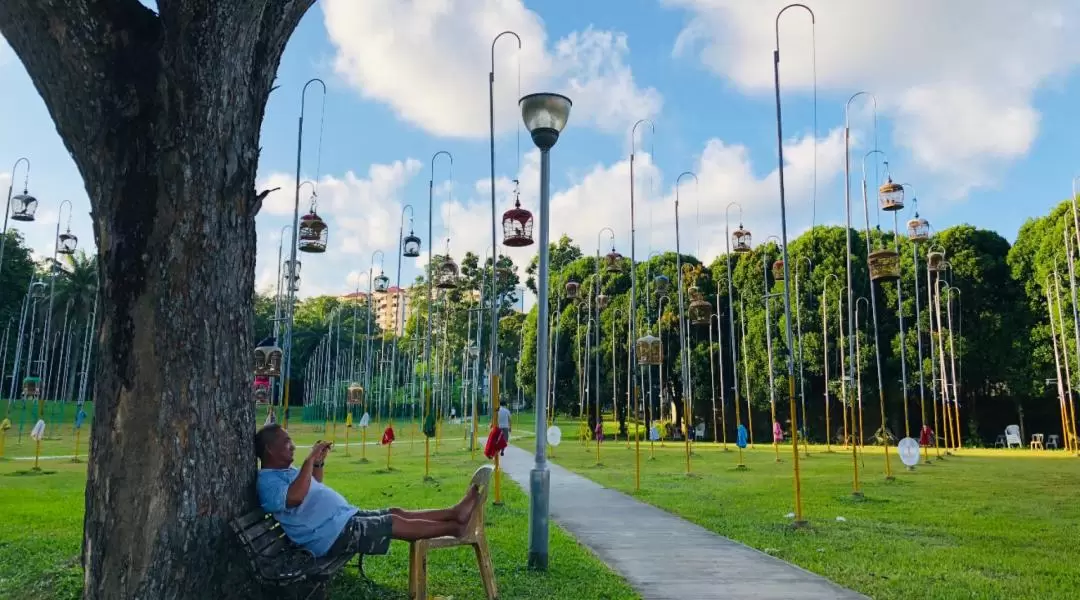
[0,428,6,461]
[387,421,393,471]
[850,397,862,497]
[282,381,291,430]
[491,373,502,505]
[683,403,691,475]
[788,376,805,525]
[931,386,943,460]
[878,389,894,480]
[732,365,746,470]
[770,399,780,463]
[941,396,952,454]
[344,415,351,457]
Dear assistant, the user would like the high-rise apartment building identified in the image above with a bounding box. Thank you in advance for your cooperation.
[339,286,412,336]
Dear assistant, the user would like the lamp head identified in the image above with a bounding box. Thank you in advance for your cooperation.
[519,93,572,150]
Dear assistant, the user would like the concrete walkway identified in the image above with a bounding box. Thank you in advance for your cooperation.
[498,444,867,600]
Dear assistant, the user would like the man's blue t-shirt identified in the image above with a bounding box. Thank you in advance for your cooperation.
[257,468,358,557]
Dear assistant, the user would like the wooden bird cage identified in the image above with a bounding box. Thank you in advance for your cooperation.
[501,201,535,247]
[10,193,38,222]
[732,226,752,253]
[689,295,712,326]
[636,334,662,366]
[772,259,785,281]
[907,216,930,242]
[298,211,329,253]
[868,249,901,282]
[347,384,365,406]
[254,344,283,378]
[564,280,580,299]
[926,250,946,273]
[597,293,610,309]
[57,231,78,255]
[434,256,459,289]
[878,179,905,212]
[402,233,421,258]
[604,250,623,273]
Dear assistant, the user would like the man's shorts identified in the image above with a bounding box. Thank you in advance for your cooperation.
[326,509,393,559]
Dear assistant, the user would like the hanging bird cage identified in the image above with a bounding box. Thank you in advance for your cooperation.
[653,274,671,295]
[374,273,390,293]
[10,192,38,222]
[878,178,905,212]
[772,259,786,281]
[502,200,535,247]
[298,210,329,253]
[288,276,301,293]
[732,225,752,253]
[564,280,580,299]
[496,265,514,280]
[30,281,47,299]
[597,293,610,309]
[868,249,901,282]
[403,232,421,258]
[22,376,41,398]
[688,287,711,325]
[57,231,78,255]
[604,249,624,273]
[926,250,946,273]
[636,334,662,366]
[434,256,459,289]
[253,344,283,377]
[907,215,930,242]
[347,383,365,406]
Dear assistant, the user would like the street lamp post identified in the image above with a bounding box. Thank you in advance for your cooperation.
[520,91,572,571]
[725,203,750,469]
[674,171,697,475]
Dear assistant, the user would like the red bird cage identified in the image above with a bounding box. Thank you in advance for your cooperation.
[772,259,785,281]
[502,199,534,247]
[298,210,328,253]
[604,249,624,273]
[732,225,752,253]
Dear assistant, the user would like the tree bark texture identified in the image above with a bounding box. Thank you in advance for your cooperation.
[0,1,315,597]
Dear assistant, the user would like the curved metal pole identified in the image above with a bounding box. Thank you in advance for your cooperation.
[861,149,894,479]
[41,200,73,403]
[712,284,727,450]
[724,202,747,468]
[887,190,912,442]
[630,118,653,489]
[0,157,30,275]
[390,205,414,436]
[822,272,839,452]
[426,151,453,479]
[794,256,812,452]
[843,91,877,484]
[283,78,327,430]
[763,249,780,463]
[594,226,615,456]
[675,171,696,474]
[946,287,962,448]
[900,185,931,463]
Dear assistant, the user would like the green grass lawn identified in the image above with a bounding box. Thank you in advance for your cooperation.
[0,417,639,600]
[519,428,1080,600]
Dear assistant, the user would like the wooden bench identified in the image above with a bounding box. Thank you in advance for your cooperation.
[230,509,363,599]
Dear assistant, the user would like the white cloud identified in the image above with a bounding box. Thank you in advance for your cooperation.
[666,0,1080,194]
[321,0,661,138]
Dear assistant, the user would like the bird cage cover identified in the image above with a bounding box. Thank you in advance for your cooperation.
[22,376,41,397]
[689,296,712,325]
[374,273,390,293]
[597,293,610,309]
[435,257,459,289]
[57,231,78,255]
[878,179,905,212]
[926,250,946,273]
[348,384,365,405]
[403,233,421,257]
[10,193,38,222]
[604,250,623,273]
[254,344,283,377]
[298,212,329,253]
[907,217,930,242]
[502,204,535,247]
[868,249,901,282]
[772,259,786,281]
[732,226,752,253]
[253,382,270,404]
[636,335,662,366]
[564,280,580,299]
[267,347,283,377]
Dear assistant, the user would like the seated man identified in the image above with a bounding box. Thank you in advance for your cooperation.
[255,424,478,560]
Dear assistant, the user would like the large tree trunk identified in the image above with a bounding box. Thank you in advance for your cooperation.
[0,1,314,597]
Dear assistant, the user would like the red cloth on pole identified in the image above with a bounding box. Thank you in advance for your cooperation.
[381,426,395,445]
[919,425,933,446]
[484,426,507,459]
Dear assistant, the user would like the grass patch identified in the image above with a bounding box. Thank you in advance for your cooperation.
[525,431,1080,600]
[0,419,639,600]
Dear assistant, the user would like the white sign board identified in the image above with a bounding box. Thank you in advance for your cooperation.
[897,437,920,467]
[547,425,562,447]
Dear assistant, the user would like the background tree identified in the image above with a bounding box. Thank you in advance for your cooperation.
[0,1,315,596]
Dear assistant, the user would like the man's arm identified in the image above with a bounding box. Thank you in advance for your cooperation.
[286,442,329,507]
[312,460,325,483]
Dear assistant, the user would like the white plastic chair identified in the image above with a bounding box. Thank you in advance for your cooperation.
[694,422,706,441]
[1005,424,1022,448]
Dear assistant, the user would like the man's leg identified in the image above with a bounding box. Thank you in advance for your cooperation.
[390,515,462,541]
[391,483,479,524]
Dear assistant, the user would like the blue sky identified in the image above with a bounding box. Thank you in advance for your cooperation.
[2,0,1080,308]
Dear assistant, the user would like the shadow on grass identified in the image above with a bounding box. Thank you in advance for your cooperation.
[5,469,57,476]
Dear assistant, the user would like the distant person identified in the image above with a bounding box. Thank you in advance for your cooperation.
[497,404,512,456]
[255,424,478,559]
